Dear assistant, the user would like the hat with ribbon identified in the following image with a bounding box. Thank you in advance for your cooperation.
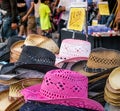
[70,48,120,77]
[55,39,91,67]
[0,78,42,111]
[21,69,104,111]
[0,46,58,75]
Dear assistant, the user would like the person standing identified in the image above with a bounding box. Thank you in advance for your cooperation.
[22,0,36,35]
[39,0,52,37]
[1,0,18,41]
[34,0,42,35]
[17,0,27,36]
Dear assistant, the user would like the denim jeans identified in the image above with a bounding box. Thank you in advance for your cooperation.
[98,15,109,25]
[1,16,18,39]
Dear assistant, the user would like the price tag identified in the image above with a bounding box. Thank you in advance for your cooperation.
[98,2,110,15]
[92,19,98,26]
[67,7,86,31]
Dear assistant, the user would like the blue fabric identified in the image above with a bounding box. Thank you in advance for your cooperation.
[98,15,109,25]
[20,101,95,111]
[1,16,18,38]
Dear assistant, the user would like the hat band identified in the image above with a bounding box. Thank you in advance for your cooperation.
[83,65,107,73]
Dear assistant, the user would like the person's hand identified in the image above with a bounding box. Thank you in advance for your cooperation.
[22,15,28,22]
[11,23,18,30]
[56,6,65,13]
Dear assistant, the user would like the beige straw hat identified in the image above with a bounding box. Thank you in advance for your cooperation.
[104,67,120,106]
[10,40,24,63]
[71,48,120,77]
[0,78,42,111]
[109,67,120,90]
[24,34,59,54]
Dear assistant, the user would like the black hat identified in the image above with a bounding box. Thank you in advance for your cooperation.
[19,101,94,111]
[0,46,58,75]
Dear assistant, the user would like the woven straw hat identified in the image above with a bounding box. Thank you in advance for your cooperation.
[21,69,104,111]
[71,48,120,77]
[55,39,91,67]
[0,78,42,111]
[104,67,120,106]
[24,34,59,54]
[109,67,120,90]
[10,40,24,63]
[0,46,57,75]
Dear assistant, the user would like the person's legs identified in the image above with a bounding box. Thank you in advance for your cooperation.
[57,19,66,47]
[35,17,42,35]
[2,16,18,40]
[27,16,36,35]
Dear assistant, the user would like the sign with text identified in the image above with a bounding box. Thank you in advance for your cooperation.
[98,2,110,15]
[67,7,86,31]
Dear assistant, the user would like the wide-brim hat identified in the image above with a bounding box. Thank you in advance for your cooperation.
[0,46,58,75]
[0,78,42,111]
[21,69,104,111]
[55,39,91,66]
[70,48,120,77]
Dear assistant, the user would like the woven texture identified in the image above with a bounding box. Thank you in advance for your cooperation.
[10,40,24,63]
[86,48,120,69]
[55,39,91,65]
[20,101,94,111]
[17,46,55,66]
[9,78,42,100]
[21,69,104,111]
[104,67,120,106]
[24,34,59,54]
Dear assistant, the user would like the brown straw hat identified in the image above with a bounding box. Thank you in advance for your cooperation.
[71,48,120,77]
[24,34,59,54]
[10,40,24,63]
[0,78,42,111]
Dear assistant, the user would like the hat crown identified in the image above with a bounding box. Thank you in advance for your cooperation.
[24,34,59,54]
[86,48,120,70]
[59,39,91,58]
[40,69,88,99]
[17,46,56,66]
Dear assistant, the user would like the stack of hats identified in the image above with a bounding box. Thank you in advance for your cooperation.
[10,34,59,63]
[0,36,24,62]
[104,67,120,106]
[69,48,120,106]
[10,40,24,63]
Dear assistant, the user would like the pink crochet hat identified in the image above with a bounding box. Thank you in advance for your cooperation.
[21,69,104,111]
[55,39,91,67]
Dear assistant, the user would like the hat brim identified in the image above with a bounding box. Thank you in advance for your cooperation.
[21,84,104,111]
[0,63,59,77]
[70,60,97,77]
[70,60,117,78]
[0,90,25,111]
[55,54,88,66]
